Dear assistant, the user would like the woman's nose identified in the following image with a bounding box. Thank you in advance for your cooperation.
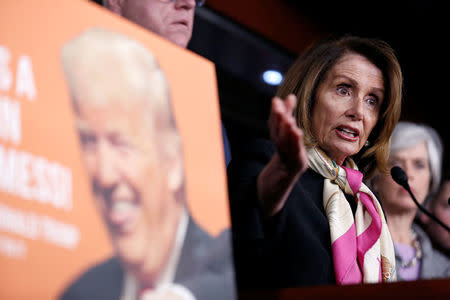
[345,97,364,121]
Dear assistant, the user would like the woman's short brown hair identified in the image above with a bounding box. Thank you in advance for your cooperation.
[277,35,402,178]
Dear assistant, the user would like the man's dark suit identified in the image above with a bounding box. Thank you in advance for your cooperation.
[59,217,235,300]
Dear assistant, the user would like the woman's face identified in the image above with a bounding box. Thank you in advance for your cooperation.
[311,53,385,165]
[374,142,431,214]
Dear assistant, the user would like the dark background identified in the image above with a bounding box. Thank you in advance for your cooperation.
[93,0,448,173]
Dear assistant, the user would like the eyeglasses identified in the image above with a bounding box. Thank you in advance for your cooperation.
[162,0,206,7]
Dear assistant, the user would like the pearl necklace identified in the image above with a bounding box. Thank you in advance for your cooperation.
[398,230,423,269]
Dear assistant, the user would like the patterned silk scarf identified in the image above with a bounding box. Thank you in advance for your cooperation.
[307,146,396,284]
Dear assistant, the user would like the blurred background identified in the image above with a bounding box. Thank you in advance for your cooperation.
[93,0,448,172]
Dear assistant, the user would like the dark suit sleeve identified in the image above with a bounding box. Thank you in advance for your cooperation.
[228,140,339,288]
[59,257,123,300]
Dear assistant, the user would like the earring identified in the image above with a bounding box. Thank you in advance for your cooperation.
[365,140,370,147]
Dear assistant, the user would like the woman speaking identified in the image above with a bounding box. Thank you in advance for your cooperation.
[228,35,403,288]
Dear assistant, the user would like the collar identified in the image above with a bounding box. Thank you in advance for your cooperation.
[120,209,189,300]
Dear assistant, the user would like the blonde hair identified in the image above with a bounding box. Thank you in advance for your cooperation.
[277,35,403,178]
[61,27,182,165]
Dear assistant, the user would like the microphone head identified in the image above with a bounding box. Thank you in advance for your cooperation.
[390,166,409,187]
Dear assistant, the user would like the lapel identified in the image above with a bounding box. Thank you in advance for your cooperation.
[83,256,124,300]
[173,215,212,283]
[104,257,124,300]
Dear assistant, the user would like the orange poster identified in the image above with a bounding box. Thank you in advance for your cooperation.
[0,1,234,299]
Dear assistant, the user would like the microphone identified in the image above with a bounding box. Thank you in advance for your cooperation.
[390,166,450,233]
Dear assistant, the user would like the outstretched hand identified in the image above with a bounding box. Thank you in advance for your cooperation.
[268,94,308,176]
[257,94,309,217]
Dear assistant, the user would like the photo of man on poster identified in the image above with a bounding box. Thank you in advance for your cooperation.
[58,27,235,300]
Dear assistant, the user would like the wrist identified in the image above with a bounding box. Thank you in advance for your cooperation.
[257,153,302,218]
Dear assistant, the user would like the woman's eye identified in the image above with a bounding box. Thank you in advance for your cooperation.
[337,85,350,96]
[366,97,378,107]
[415,160,427,169]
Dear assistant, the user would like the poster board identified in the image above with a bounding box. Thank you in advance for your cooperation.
[0,0,231,299]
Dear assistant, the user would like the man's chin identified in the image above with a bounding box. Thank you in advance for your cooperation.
[114,239,145,267]
[114,243,164,282]
[167,33,191,48]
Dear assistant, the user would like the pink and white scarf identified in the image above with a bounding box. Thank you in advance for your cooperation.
[307,146,396,284]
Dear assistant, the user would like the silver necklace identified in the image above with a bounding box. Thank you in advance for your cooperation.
[399,230,422,269]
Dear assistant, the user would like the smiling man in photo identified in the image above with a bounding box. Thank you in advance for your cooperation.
[59,27,235,300]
